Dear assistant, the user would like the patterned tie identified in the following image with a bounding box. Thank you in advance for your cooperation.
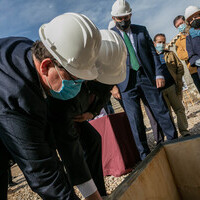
[123,32,140,71]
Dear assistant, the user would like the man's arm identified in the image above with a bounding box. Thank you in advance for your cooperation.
[172,52,184,95]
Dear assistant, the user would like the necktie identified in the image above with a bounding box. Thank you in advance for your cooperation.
[123,32,140,71]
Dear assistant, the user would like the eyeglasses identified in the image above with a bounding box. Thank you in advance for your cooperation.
[115,16,130,21]
[188,13,200,24]
[52,59,83,84]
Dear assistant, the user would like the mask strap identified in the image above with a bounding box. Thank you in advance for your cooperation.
[54,65,63,81]
[45,76,52,89]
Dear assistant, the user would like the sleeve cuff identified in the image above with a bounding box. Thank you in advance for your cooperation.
[195,59,200,67]
[156,75,165,80]
[76,179,97,198]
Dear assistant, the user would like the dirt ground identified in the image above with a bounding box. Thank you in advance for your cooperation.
[7,100,200,200]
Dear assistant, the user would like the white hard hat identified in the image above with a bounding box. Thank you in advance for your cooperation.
[108,20,116,30]
[111,0,132,17]
[39,12,101,80]
[185,5,200,21]
[95,30,127,85]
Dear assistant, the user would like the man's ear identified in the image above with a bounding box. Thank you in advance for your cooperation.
[112,16,116,22]
[40,58,53,76]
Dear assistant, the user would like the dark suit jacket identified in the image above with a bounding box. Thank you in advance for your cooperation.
[186,34,200,66]
[112,24,163,92]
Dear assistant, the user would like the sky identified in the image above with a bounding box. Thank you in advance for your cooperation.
[0,0,199,42]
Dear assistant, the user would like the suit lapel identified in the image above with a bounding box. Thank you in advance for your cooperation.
[130,25,138,52]
[112,26,122,38]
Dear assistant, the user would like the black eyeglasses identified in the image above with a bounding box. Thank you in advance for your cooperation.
[52,59,83,84]
[115,16,129,21]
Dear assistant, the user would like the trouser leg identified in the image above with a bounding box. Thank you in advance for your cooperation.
[54,119,92,186]
[77,121,107,196]
[162,85,189,136]
[139,78,178,140]
[8,167,12,184]
[0,139,9,200]
[121,89,150,160]
[191,72,200,93]
[143,102,164,144]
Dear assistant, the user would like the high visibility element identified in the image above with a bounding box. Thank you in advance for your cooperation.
[185,5,200,21]
[39,12,101,80]
[111,0,132,17]
[95,30,127,85]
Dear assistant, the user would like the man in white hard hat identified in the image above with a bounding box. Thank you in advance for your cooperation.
[47,29,127,197]
[0,13,103,200]
[185,6,200,79]
[110,0,177,160]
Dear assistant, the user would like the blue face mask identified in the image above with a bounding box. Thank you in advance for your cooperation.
[50,79,84,100]
[189,28,200,38]
[48,66,84,100]
[178,23,186,33]
[155,43,165,54]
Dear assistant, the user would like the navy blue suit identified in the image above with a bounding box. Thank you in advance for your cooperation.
[112,25,177,160]
[0,37,79,199]
[186,34,200,77]
[186,34,200,66]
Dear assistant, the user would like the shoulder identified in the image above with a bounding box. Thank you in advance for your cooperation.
[164,50,177,58]
[175,37,181,46]
[0,36,33,45]
[0,37,34,52]
[164,50,176,55]
[186,34,192,41]
[130,24,147,32]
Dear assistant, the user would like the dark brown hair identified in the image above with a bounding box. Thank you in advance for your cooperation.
[153,33,166,42]
[173,15,185,27]
[31,40,54,62]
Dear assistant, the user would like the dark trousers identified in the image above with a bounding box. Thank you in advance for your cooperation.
[144,104,164,144]
[0,116,78,200]
[77,121,107,196]
[0,139,9,200]
[191,72,200,93]
[52,119,106,196]
[121,69,177,160]
[104,100,115,115]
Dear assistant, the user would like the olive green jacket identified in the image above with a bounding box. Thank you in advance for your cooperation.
[164,50,184,94]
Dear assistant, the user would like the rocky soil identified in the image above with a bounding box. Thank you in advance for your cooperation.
[8,101,200,200]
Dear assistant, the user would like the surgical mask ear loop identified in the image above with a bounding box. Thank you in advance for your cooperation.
[54,65,63,81]
[54,65,78,85]
[45,65,63,90]
[45,76,52,89]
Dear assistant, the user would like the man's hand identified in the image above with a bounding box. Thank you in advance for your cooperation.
[111,85,121,99]
[156,78,165,88]
[73,112,94,122]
